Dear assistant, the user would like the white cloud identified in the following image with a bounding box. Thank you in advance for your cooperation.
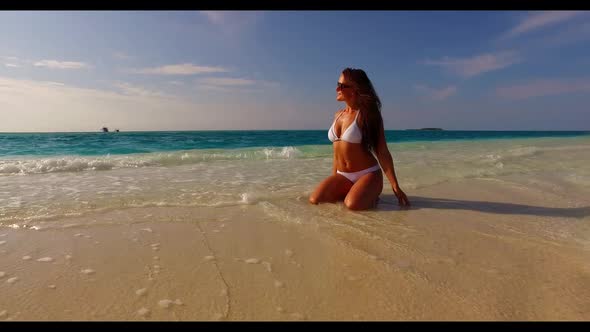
[34,60,88,70]
[43,81,65,86]
[414,84,457,100]
[0,75,299,132]
[196,77,279,91]
[200,11,263,26]
[2,56,26,68]
[131,63,229,75]
[2,56,91,70]
[0,76,197,132]
[504,11,587,39]
[113,82,168,98]
[0,77,164,103]
[200,11,228,25]
[199,77,257,86]
[113,52,134,60]
[196,85,232,92]
[423,51,521,78]
[199,11,264,37]
[496,78,590,100]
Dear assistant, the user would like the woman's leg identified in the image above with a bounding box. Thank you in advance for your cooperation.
[343,170,383,210]
[309,174,353,205]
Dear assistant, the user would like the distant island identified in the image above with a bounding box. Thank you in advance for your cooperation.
[405,128,444,131]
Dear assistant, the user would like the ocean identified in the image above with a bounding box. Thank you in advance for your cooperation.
[2,130,590,320]
[1,130,590,229]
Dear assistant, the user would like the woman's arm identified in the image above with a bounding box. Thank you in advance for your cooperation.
[374,120,410,207]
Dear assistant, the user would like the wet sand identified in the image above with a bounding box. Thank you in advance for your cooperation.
[1,178,589,321]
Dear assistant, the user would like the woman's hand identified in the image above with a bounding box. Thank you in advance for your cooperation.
[393,186,411,207]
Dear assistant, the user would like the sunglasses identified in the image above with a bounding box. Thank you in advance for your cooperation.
[337,82,352,90]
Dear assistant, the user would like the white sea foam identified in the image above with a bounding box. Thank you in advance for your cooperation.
[1,136,589,228]
[0,146,306,175]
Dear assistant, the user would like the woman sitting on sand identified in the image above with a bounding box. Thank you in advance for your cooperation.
[309,68,410,210]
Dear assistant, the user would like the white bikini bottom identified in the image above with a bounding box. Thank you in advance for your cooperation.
[337,164,381,184]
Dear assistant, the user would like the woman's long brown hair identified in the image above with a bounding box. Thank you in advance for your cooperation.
[342,68,383,152]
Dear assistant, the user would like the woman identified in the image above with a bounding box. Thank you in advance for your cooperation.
[309,68,410,210]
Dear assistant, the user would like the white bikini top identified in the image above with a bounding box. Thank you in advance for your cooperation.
[328,110,363,144]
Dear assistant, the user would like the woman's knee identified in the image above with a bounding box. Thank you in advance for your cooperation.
[344,197,363,210]
[344,195,379,210]
[309,194,319,205]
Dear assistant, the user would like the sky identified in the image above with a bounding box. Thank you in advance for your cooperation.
[1,10,589,132]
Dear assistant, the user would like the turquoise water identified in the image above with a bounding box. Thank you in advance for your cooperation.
[1,130,590,227]
[1,130,589,157]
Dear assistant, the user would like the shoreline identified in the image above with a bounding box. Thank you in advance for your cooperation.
[1,178,589,321]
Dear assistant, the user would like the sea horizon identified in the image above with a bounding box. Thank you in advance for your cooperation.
[2,129,590,134]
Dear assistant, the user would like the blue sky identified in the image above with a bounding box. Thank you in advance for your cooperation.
[1,11,589,132]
